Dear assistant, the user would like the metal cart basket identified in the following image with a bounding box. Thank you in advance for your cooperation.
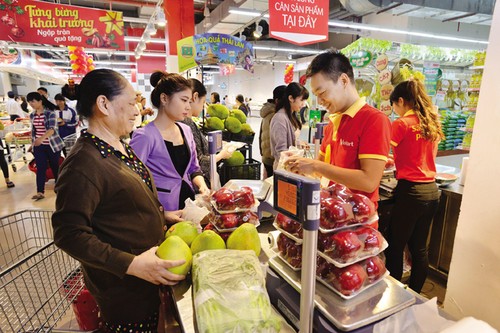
[0,210,85,333]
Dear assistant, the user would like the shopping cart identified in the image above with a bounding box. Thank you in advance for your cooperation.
[1,118,31,172]
[0,210,98,332]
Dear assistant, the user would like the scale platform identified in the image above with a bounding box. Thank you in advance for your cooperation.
[267,256,416,332]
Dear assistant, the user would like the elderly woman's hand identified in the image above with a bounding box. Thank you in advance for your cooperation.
[126,247,186,285]
[164,210,183,224]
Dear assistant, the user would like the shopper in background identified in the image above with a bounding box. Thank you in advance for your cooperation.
[259,85,286,177]
[384,78,444,294]
[15,95,29,114]
[285,50,391,216]
[52,69,186,332]
[221,95,228,106]
[0,140,14,188]
[37,87,55,104]
[27,92,63,201]
[54,94,78,151]
[130,71,209,211]
[181,78,232,186]
[210,92,220,104]
[270,82,309,170]
[235,94,249,116]
[6,91,26,121]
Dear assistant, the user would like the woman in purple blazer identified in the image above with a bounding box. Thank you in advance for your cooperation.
[131,72,209,212]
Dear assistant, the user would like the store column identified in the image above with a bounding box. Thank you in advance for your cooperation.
[165,0,194,73]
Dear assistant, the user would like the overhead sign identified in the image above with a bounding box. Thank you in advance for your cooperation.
[269,0,329,46]
[177,33,255,73]
[0,0,125,49]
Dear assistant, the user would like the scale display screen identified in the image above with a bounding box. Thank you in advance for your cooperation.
[208,130,223,154]
[274,172,303,221]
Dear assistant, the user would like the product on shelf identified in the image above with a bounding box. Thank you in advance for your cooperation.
[211,186,256,212]
[275,213,303,238]
[276,233,302,269]
[209,209,259,231]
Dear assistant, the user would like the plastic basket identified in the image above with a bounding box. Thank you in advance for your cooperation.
[230,132,255,144]
[218,144,261,185]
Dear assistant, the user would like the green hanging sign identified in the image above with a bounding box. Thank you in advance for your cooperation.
[349,50,373,68]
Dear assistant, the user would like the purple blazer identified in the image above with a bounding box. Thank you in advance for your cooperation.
[130,121,202,211]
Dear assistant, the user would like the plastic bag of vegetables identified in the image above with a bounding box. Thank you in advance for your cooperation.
[192,249,282,333]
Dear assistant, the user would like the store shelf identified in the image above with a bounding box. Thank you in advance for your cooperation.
[455,146,470,151]
[462,107,477,112]
[458,127,474,133]
[466,88,480,92]
[469,65,484,70]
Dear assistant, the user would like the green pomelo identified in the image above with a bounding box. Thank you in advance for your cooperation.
[226,223,261,256]
[165,221,200,246]
[157,235,193,275]
[190,230,226,255]
[226,151,245,167]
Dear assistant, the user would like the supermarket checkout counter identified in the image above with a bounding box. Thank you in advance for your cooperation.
[171,233,420,333]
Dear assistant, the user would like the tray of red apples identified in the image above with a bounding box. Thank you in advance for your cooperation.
[317,226,388,268]
[316,254,388,299]
[209,209,260,232]
[319,183,379,233]
[203,223,232,242]
[273,213,303,243]
[383,157,396,176]
[275,232,302,270]
[211,186,259,214]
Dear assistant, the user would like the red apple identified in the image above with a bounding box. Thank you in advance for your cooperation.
[348,193,375,222]
[221,213,239,229]
[316,255,334,279]
[327,230,363,262]
[239,211,259,225]
[325,182,353,201]
[276,213,302,235]
[317,232,332,252]
[212,187,235,210]
[385,158,395,169]
[365,256,386,283]
[330,264,367,296]
[320,197,353,229]
[233,186,255,208]
[356,227,383,253]
[286,243,302,268]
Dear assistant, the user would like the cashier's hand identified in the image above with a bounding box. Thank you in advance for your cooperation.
[285,156,317,176]
[126,247,186,285]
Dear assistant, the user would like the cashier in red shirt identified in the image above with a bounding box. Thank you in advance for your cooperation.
[285,50,391,212]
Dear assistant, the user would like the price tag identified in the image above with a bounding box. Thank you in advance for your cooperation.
[378,69,392,85]
[277,179,298,216]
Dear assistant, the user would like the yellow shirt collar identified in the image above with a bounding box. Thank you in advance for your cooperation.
[403,110,416,117]
[327,97,367,122]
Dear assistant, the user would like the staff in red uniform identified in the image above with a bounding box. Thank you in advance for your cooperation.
[286,50,391,214]
[384,78,445,294]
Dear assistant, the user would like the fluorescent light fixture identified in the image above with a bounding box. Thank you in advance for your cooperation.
[257,59,296,63]
[229,7,262,17]
[125,36,165,44]
[252,45,321,54]
[93,61,137,66]
[39,59,69,63]
[328,20,489,45]
[140,52,166,58]
[156,10,166,27]
[253,22,263,38]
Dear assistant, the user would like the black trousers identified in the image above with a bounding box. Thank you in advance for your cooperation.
[0,140,8,179]
[385,179,439,293]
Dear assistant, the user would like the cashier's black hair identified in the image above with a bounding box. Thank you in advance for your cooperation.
[76,69,128,119]
[26,92,56,111]
[150,71,191,108]
[306,49,354,84]
[188,78,207,98]
[390,78,444,142]
[275,82,308,131]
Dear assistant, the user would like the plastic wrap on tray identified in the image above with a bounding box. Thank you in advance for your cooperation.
[209,209,259,232]
[317,226,388,267]
[203,223,232,242]
[276,233,302,269]
[319,183,377,231]
[316,254,388,299]
[274,213,303,240]
[211,186,258,213]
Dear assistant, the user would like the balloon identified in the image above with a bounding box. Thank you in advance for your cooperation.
[69,54,77,61]
[68,46,77,52]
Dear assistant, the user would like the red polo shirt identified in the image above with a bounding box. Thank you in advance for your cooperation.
[319,98,391,208]
[391,110,437,182]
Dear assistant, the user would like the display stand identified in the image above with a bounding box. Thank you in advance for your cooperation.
[314,122,327,159]
[207,130,222,190]
[273,170,320,333]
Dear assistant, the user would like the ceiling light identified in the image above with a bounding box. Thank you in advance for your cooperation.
[204,3,210,17]
[239,31,246,41]
[328,20,488,45]
[229,7,262,17]
[253,21,263,39]
[156,10,166,27]
[252,45,321,54]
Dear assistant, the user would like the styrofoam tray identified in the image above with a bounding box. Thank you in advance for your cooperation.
[319,214,379,234]
[316,271,390,300]
[271,246,301,271]
[272,222,303,244]
[212,218,260,233]
[317,238,388,268]
[210,198,259,214]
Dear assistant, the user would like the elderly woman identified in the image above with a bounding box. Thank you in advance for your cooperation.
[130,71,209,211]
[52,69,186,332]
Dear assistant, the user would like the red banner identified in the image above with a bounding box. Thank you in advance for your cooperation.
[269,0,329,46]
[0,0,125,49]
